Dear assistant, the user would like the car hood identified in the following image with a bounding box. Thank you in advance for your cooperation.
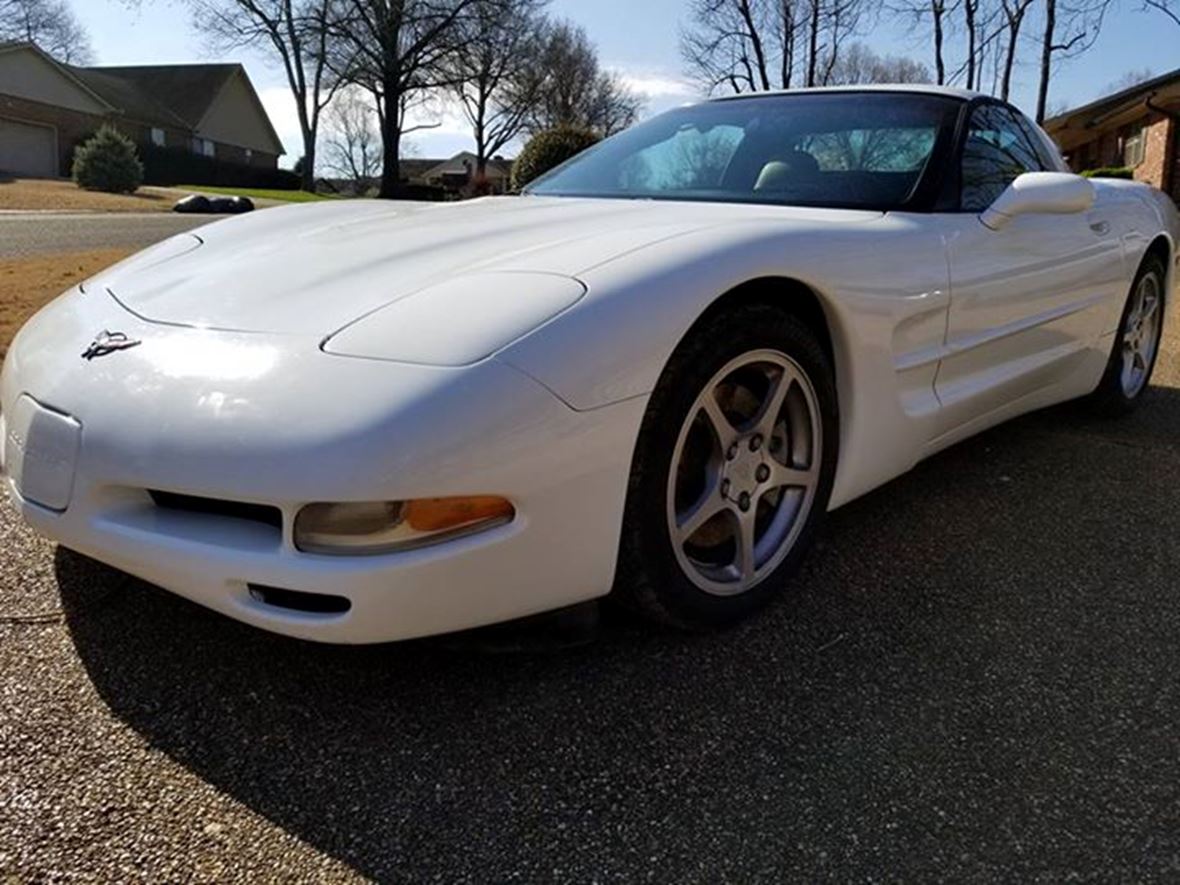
[89,196,880,336]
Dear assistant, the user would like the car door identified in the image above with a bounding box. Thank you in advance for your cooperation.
[932,103,1125,434]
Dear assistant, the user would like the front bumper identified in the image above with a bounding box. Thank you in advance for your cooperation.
[1,288,647,643]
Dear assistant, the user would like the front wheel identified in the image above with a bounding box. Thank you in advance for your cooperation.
[615,304,839,630]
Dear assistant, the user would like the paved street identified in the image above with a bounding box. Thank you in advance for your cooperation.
[2,312,1180,880]
[0,212,217,258]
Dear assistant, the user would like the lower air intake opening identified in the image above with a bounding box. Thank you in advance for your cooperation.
[248,584,351,615]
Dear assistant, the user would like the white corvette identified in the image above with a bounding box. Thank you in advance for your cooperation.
[3,87,1177,643]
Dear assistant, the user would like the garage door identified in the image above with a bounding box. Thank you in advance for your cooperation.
[0,118,57,178]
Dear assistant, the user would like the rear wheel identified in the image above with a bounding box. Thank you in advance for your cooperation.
[615,304,838,630]
[1090,253,1166,415]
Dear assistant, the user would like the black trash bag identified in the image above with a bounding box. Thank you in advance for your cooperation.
[207,195,255,214]
[173,194,211,213]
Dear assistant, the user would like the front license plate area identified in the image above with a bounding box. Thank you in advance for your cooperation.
[6,395,81,511]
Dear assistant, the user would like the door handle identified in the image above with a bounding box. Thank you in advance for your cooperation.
[1090,220,1111,235]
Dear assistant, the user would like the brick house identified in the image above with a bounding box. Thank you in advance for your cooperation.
[1044,68,1180,200]
[0,41,284,178]
[414,151,514,195]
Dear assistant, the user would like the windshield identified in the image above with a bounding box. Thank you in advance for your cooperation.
[526,92,960,210]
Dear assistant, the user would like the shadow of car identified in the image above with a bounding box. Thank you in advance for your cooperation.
[50,387,1180,880]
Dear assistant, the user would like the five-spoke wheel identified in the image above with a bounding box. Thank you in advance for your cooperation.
[1121,269,1162,398]
[616,303,837,630]
[667,350,822,596]
[1092,251,1166,415]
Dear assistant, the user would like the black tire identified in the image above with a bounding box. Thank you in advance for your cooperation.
[1089,252,1167,416]
[613,303,839,630]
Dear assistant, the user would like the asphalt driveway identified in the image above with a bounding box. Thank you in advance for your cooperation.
[2,316,1180,880]
[0,212,217,258]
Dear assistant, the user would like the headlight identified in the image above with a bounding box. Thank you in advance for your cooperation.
[294,496,515,555]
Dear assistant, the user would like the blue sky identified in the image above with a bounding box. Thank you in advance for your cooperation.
[74,0,1178,166]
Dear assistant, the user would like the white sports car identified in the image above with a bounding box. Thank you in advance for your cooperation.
[3,87,1176,643]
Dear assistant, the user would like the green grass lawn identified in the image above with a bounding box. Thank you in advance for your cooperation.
[174,185,341,203]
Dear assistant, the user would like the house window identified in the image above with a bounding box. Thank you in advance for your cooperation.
[192,137,215,158]
[1124,123,1146,167]
[150,127,165,147]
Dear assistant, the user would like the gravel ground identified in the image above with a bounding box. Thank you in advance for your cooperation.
[3,313,1180,881]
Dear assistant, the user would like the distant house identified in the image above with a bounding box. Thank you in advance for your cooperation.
[1044,68,1180,201]
[402,151,515,196]
[0,41,284,178]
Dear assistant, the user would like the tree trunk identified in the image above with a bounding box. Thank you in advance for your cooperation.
[378,98,403,199]
[932,0,945,85]
[300,135,317,192]
[1036,0,1056,123]
[807,0,820,87]
[476,125,488,177]
[965,0,976,90]
[780,2,795,88]
[1000,23,1019,100]
[738,0,772,89]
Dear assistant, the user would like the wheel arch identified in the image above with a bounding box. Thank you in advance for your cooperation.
[686,275,849,413]
[1145,233,1172,291]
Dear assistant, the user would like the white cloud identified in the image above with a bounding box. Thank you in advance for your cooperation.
[257,86,303,167]
[616,71,699,101]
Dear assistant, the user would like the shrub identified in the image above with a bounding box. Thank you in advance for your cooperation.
[511,126,601,191]
[72,126,144,193]
[1081,166,1135,180]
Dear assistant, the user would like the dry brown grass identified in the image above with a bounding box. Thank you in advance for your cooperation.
[0,249,133,359]
[0,178,179,213]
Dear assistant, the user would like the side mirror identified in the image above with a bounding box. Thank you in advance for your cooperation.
[980,172,1095,230]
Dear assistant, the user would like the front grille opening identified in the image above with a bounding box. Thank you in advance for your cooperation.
[248,584,352,615]
[149,490,283,530]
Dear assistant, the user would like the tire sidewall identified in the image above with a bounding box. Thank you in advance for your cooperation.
[621,305,839,628]
[1103,253,1167,408]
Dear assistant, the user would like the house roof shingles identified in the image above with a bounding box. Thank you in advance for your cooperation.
[1045,66,1180,132]
[66,65,194,130]
[1,43,283,154]
[83,64,239,129]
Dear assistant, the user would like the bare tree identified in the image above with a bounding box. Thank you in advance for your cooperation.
[825,41,932,84]
[1106,67,1155,91]
[962,0,982,88]
[771,0,799,87]
[0,0,91,62]
[997,0,1034,100]
[1143,0,1180,24]
[527,21,643,135]
[192,0,339,190]
[322,90,381,189]
[1035,0,1110,122]
[448,0,547,177]
[681,0,777,92]
[328,0,491,198]
[682,0,866,93]
[888,0,953,83]
[813,0,865,85]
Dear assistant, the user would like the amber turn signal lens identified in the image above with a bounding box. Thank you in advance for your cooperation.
[404,496,515,532]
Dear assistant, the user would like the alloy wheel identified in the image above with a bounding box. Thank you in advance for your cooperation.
[666,349,822,596]
[1122,270,1163,398]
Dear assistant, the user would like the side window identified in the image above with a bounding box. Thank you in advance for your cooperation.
[1016,114,1062,171]
[960,105,1047,211]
